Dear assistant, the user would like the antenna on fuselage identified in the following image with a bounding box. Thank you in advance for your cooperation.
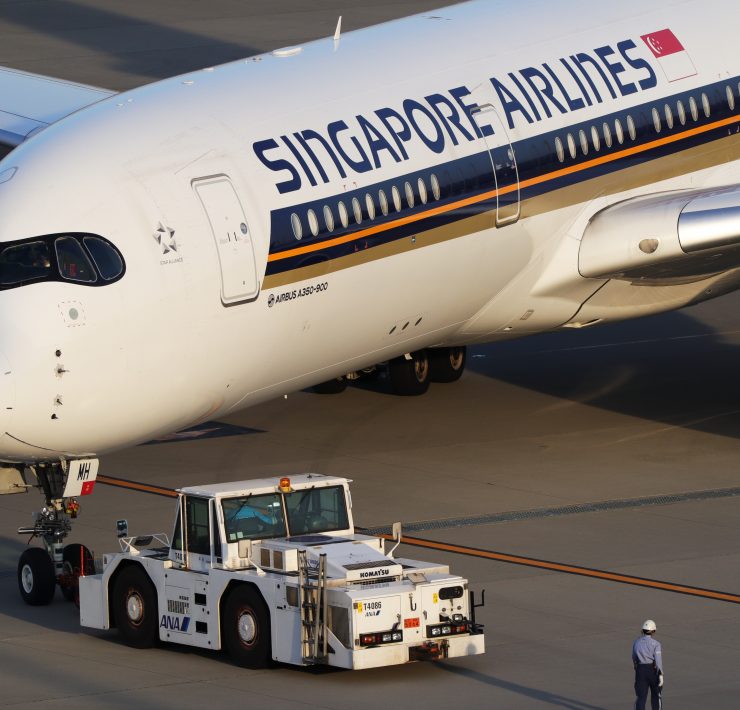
[333,15,342,44]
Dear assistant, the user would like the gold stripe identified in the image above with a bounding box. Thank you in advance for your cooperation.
[263,132,740,290]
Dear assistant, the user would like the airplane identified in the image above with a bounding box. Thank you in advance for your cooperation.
[1,0,738,605]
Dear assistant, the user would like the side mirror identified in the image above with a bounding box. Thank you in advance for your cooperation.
[389,521,403,558]
[116,519,128,538]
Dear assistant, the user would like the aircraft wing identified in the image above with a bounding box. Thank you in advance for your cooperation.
[579,185,740,284]
[0,67,115,155]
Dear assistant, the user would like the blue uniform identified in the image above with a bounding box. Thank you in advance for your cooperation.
[632,634,663,710]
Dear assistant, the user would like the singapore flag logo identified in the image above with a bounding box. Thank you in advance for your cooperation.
[641,29,697,82]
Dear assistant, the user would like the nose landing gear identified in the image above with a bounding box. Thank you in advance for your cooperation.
[15,460,98,606]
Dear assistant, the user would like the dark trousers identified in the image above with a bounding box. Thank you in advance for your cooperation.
[634,663,661,710]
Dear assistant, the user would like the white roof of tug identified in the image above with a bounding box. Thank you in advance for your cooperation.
[178,473,351,498]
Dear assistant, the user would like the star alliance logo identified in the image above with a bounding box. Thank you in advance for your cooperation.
[154,222,183,266]
[154,222,177,254]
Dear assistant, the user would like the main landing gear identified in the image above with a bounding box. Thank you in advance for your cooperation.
[312,346,467,397]
[15,461,95,606]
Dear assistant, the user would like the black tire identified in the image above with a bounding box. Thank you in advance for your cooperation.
[17,547,56,606]
[429,346,467,383]
[60,544,95,604]
[112,565,158,648]
[222,585,271,668]
[388,350,430,396]
[312,377,348,394]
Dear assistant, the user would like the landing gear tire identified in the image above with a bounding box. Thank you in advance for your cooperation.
[60,543,95,604]
[223,585,271,668]
[429,346,467,383]
[112,565,158,648]
[17,547,56,606]
[389,350,431,396]
[312,377,348,395]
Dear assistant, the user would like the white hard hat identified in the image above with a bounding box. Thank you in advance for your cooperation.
[642,619,657,633]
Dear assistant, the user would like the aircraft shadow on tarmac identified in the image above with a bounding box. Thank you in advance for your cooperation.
[462,308,740,440]
[341,307,740,441]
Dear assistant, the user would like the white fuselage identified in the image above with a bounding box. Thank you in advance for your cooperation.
[0,0,737,461]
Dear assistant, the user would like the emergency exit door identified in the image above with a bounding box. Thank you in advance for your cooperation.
[194,176,259,305]
[471,105,521,227]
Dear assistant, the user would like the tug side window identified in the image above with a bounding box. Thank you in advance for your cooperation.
[171,496,210,556]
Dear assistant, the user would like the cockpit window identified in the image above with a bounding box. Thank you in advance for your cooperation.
[0,241,51,286]
[0,233,124,291]
[55,237,97,283]
[83,236,123,280]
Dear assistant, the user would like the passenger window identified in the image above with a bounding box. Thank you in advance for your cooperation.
[418,177,428,205]
[677,100,686,125]
[566,133,576,159]
[626,115,637,141]
[307,209,319,237]
[391,185,402,211]
[323,205,335,232]
[430,173,441,200]
[378,189,389,216]
[701,92,711,118]
[365,193,376,220]
[555,136,565,163]
[652,107,662,133]
[404,181,415,208]
[590,126,601,152]
[55,237,97,283]
[578,129,588,156]
[689,96,699,121]
[337,201,349,228]
[664,104,674,129]
[83,236,123,281]
[727,85,736,111]
[602,122,612,149]
[290,213,303,240]
[0,240,51,286]
[351,197,362,224]
[614,119,624,145]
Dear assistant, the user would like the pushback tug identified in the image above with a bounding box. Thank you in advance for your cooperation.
[78,474,485,669]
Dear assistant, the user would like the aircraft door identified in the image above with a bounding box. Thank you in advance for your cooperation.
[471,105,520,227]
[193,176,259,305]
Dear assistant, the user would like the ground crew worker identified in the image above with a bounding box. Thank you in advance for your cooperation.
[632,619,663,710]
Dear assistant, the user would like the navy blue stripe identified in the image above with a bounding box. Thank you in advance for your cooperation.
[266,77,739,277]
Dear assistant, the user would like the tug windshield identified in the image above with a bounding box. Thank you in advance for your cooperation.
[222,493,285,542]
[284,485,349,536]
[221,485,349,542]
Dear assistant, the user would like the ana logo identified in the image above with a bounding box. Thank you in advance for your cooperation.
[160,615,190,632]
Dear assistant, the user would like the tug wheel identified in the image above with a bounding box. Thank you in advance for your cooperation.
[223,585,271,668]
[112,565,158,648]
[17,548,56,606]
